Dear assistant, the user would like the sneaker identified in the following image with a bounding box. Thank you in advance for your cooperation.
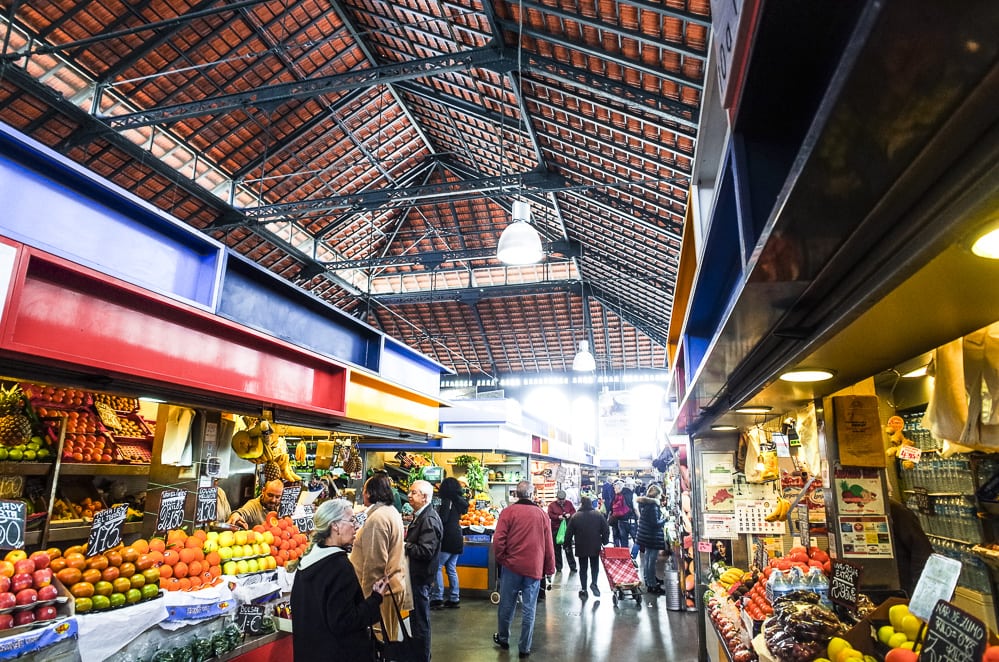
[590,583,600,597]
[430,600,444,610]
[578,590,588,599]
[444,601,460,609]
[569,566,577,573]
[519,652,531,658]
[493,634,509,650]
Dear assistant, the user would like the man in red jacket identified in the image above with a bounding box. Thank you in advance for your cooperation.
[547,490,577,573]
[492,481,556,659]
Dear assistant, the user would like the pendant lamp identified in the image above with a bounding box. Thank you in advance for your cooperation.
[497,200,544,265]
[572,340,596,372]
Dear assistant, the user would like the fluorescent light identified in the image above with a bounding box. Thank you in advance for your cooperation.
[734,406,772,414]
[711,424,739,431]
[779,368,835,383]
[970,221,999,259]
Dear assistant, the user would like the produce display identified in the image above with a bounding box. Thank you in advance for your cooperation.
[459,505,496,528]
[0,385,32,447]
[0,549,66,630]
[47,542,162,614]
[762,592,846,662]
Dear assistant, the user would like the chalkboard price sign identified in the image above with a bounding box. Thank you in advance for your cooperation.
[278,485,301,518]
[236,603,266,635]
[829,560,861,609]
[156,489,187,532]
[0,500,26,551]
[87,504,128,556]
[195,486,218,523]
[753,539,768,572]
[293,504,315,533]
[920,599,987,662]
[912,487,933,515]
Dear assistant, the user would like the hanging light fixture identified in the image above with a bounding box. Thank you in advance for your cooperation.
[572,340,596,372]
[497,199,543,265]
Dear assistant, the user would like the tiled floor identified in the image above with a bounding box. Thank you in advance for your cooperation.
[428,568,701,661]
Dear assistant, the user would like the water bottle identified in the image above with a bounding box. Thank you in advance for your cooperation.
[788,566,805,592]
[767,569,790,603]
[807,567,831,608]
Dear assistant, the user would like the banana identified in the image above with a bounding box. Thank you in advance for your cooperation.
[765,498,790,522]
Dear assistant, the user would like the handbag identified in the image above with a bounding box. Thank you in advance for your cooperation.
[373,588,426,662]
[555,519,567,545]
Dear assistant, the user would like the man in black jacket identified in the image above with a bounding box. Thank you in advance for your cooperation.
[405,480,443,661]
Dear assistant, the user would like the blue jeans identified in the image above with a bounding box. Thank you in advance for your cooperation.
[410,582,433,662]
[432,551,460,602]
[641,548,660,588]
[497,568,541,654]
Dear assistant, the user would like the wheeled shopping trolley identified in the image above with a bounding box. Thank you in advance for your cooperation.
[600,546,643,607]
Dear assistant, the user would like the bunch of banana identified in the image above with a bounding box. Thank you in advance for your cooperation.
[764,497,791,522]
[717,567,745,589]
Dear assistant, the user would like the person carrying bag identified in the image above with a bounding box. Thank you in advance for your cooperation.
[373,586,426,662]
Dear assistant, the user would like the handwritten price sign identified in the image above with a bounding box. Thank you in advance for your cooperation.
[195,486,218,523]
[87,504,128,556]
[293,504,315,533]
[155,489,187,532]
[278,485,301,519]
[830,560,861,610]
[236,604,265,635]
[0,500,26,551]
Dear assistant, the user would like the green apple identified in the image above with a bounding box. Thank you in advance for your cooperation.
[878,625,896,645]
[222,561,237,575]
[218,546,232,562]
[888,632,909,649]
[235,559,249,575]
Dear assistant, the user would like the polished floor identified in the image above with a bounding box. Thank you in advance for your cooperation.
[428,569,701,661]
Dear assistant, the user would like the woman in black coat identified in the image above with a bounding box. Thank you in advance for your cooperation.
[290,499,389,662]
[636,484,667,594]
[565,496,610,599]
[432,477,469,608]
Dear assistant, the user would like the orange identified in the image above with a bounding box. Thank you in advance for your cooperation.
[105,550,122,567]
[147,550,164,566]
[209,565,222,578]
[122,547,139,564]
[64,545,86,557]
[56,567,83,586]
[132,539,150,555]
[134,554,154,571]
[112,577,131,594]
[188,575,203,589]
[69,581,94,598]
[158,564,173,579]
[205,552,220,567]
[118,562,135,579]
[191,549,204,563]
[161,550,179,567]
[163,577,180,591]
[82,568,102,585]
[86,555,108,571]
[45,547,62,560]
[179,548,196,565]
[101,566,120,582]
[177,577,191,591]
[147,539,164,554]
[187,561,203,578]
[185,536,203,549]
[173,561,188,579]
[49,557,67,573]
[65,553,87,571]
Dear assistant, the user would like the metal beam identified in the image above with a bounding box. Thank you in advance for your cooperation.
[236,169,564,220]
[324,240,579,270]
[370,280,580,305]
[102,46,509,129]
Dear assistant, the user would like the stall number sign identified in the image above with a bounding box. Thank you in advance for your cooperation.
[87,504,128,556]
[829,560,861,609]
[0,500,26,551]
[195,486,217,523]
[920,599,987,662]
[155,489,187,532]
[293,504,315,533]
[278,485,301,518]
[236,603,266,635]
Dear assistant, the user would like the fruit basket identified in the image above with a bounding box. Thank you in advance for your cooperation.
[22,384,92,410]
[114,440,152,465]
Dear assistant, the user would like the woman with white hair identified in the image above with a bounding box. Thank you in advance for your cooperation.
[290,499,390,661]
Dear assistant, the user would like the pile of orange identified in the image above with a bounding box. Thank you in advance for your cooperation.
[155,529,224,592]
[254,512,309,567]
[49,541,161,614]
[459,506,495,528]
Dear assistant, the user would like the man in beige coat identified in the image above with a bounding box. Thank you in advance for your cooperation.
[350,474,410,641]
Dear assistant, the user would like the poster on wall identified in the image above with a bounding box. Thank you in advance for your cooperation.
[838,514,892,557]
[834,468,885,515]
[703,513,736,539]
[833,395,886,467]
[702,452,734,512]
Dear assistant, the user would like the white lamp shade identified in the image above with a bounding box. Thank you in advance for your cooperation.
[497,220,544,265]
[572,340,596,372]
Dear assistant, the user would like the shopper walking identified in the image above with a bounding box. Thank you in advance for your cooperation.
[565,495,610,599]
[636,484,666,594]
[290,499,390,662]
[405,480,443,662]
[350,474,410,642]
[432,477,468,609]
[492,481,556,658]
[547,490,577,573]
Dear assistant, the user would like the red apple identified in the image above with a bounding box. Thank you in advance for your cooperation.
[0,613,12,630]
[33,605,57,621]
[28,552,49,570]
[15,588,37,606]
[13,559,34,576]
[0,576,9,594]
[13,610,34,626]
[10,573,32,593]
[36,585,58,601]
[32,568,52,588]
[0,592,15,609]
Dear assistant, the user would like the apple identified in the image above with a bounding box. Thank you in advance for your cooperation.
[0,576,9,594]
[884,648,917,662]
[0,561,13,579]
[37,584,58,601]
[0,614,12,630]
[13,559,35,576]
[28,551,50,570]
[13,610,34,626]
[10,573,32,593]
[32,568,52,588]
[15,588,37,606]
[0,592,15,609]
[33,605,57,621]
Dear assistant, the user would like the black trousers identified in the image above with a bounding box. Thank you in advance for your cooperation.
[577,555,600,588]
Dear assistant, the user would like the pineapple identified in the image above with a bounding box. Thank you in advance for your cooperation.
[0,385,31,447]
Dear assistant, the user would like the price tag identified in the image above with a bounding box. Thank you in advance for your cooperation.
[0,476,24,500]
[236,603,266,635]
[0,500,26,551]
[897,444,921,463]
[912,487,933,515]
[155,489,188,532]
[293,504,315,533]
[87,503,128,556]
[920,600,987,662]
[195,486,218,523]
[753,539,768,571]
[205,456,221,477]
[475,500,491,511]
[797,502,810,548]
[829,560,861,610]
[278,485,301,518]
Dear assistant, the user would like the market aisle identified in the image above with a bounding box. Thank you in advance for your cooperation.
[428,569,700,660]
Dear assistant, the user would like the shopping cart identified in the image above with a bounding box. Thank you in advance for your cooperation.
[600,546,643,607]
